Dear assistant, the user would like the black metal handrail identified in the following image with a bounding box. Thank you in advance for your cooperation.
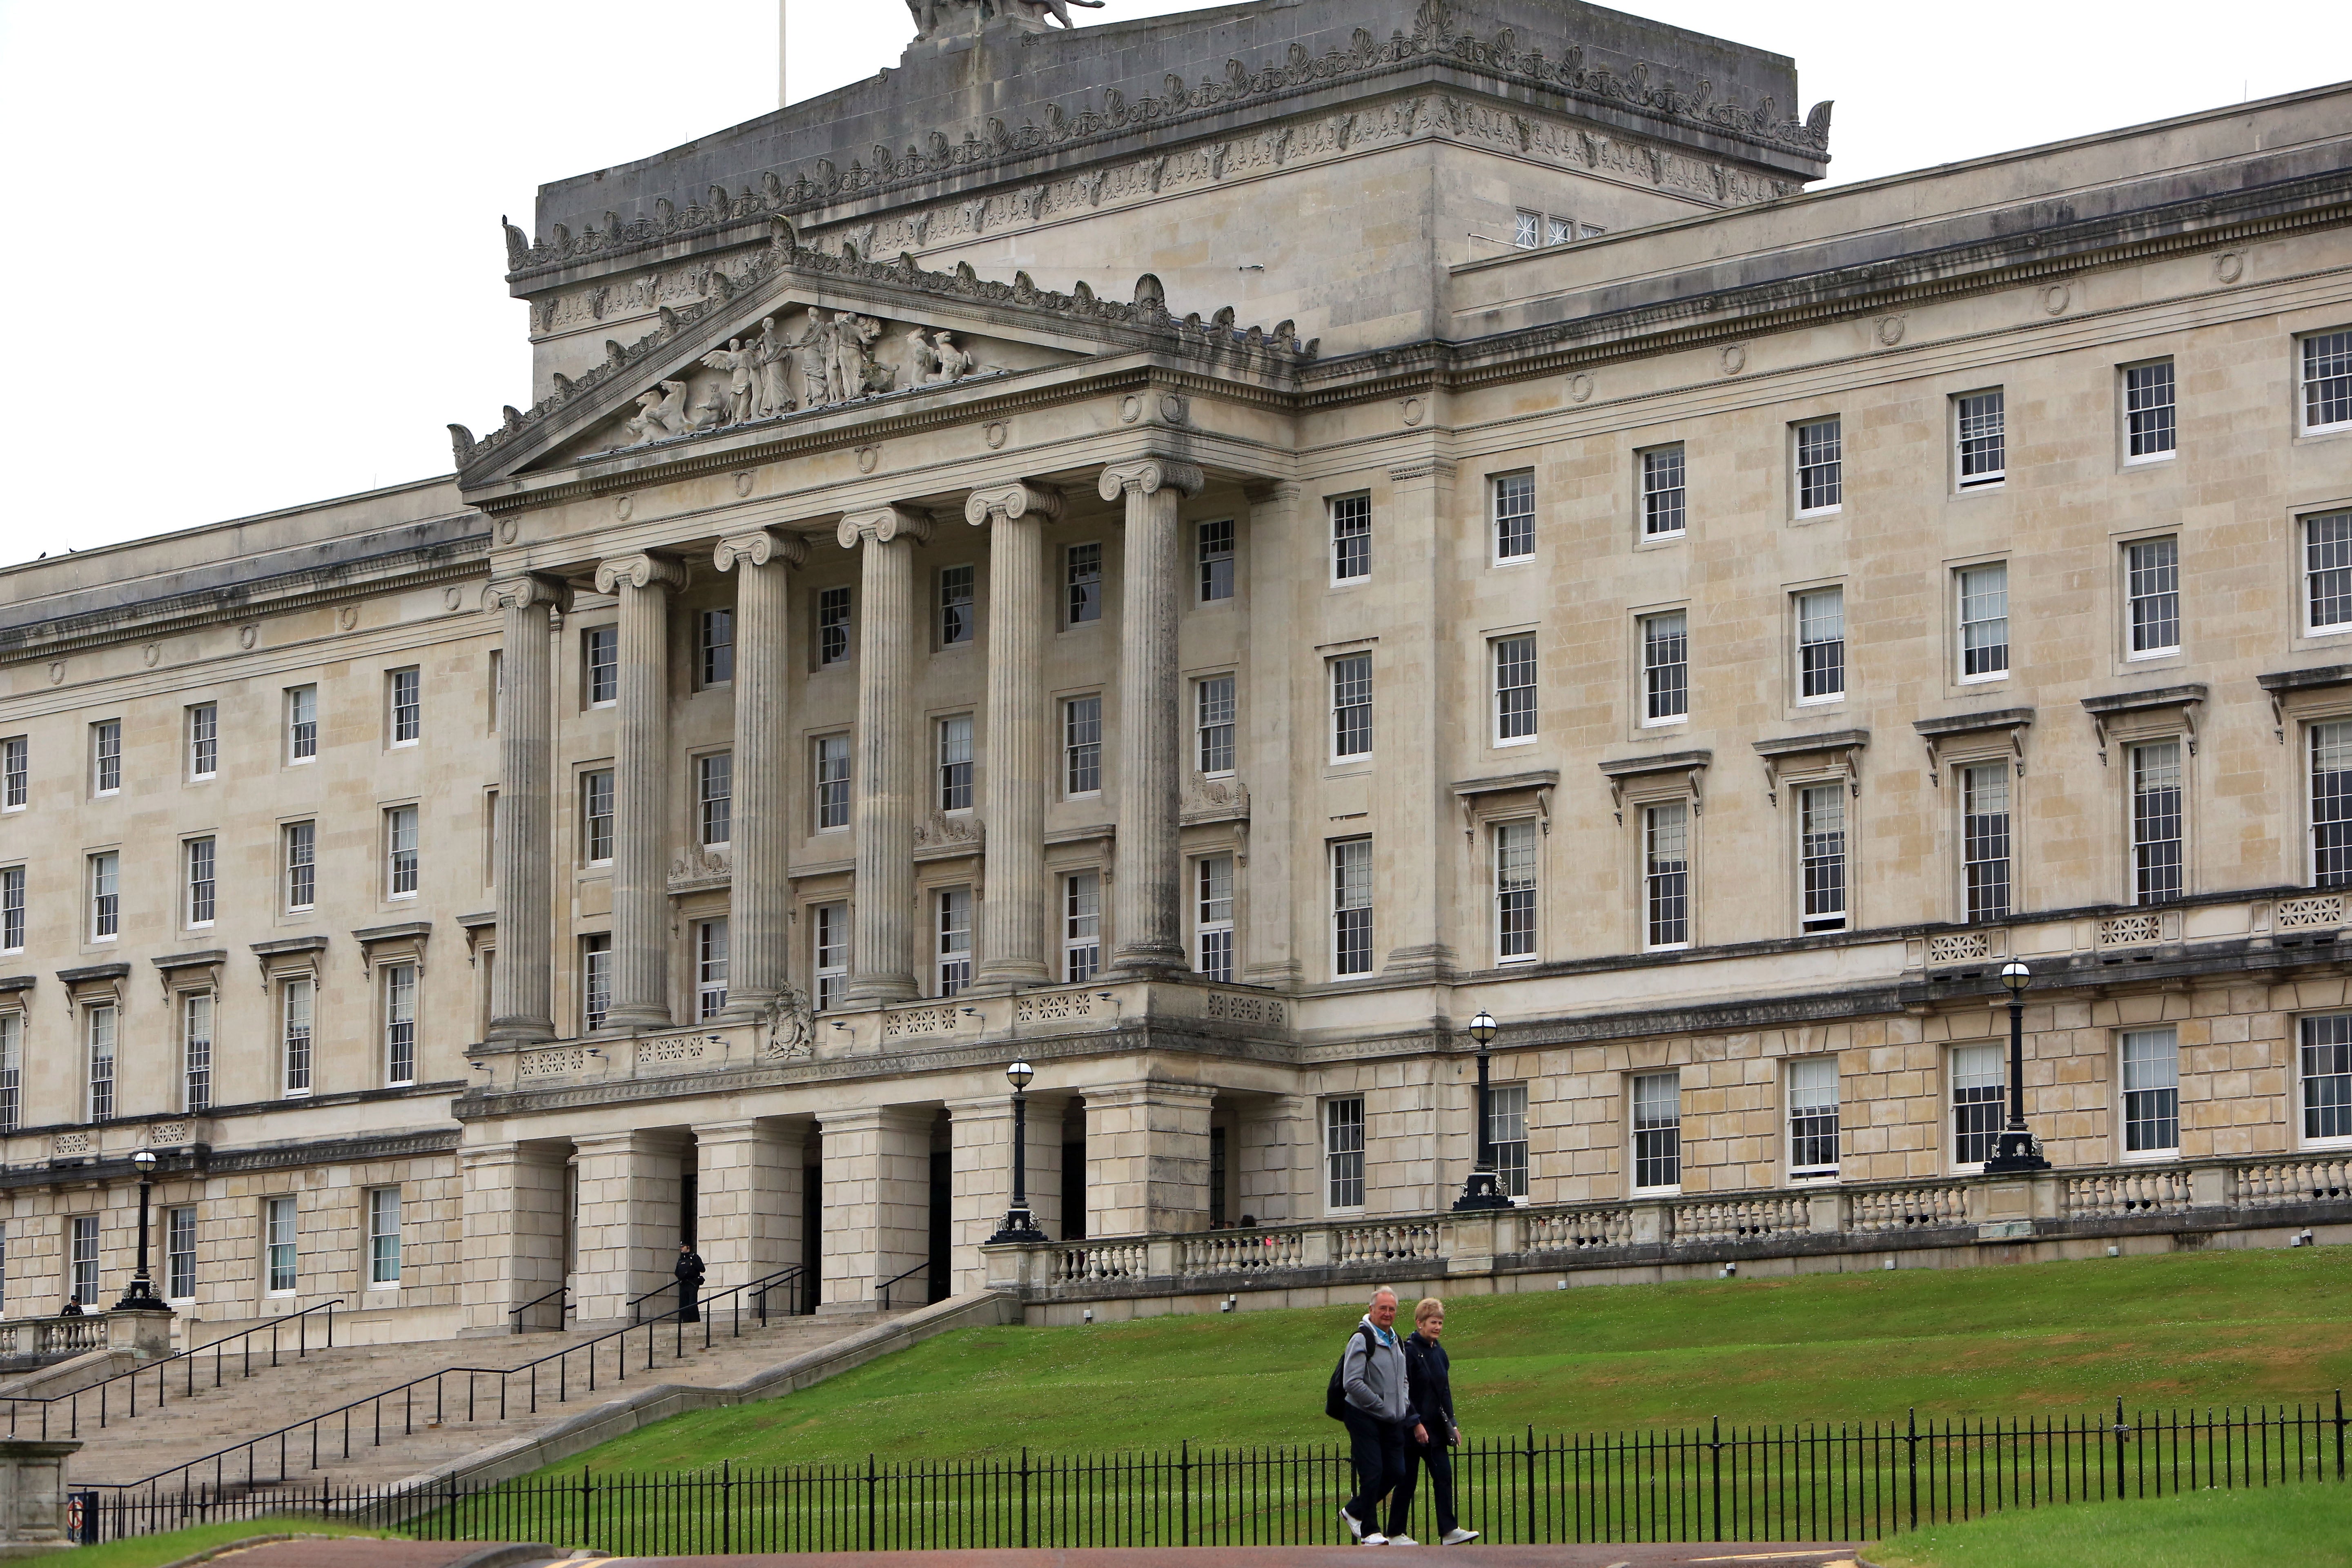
[0,1299,342,1441]
[506,1285,571,1336]
[876,1262,931,1310]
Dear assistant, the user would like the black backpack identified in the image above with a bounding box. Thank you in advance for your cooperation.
[1324,1323,1378,1420]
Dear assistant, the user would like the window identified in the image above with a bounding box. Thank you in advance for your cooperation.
[284,822,318,911]
[698,608,735,685]
[1330,653,1372,760]
[368,1188,401,1287]
[187,704,217,780]
[583,769,615,864]
[166,1207,196,1301]
[2304,512,2352,634]
[383,962,417,1086]
[264,1197,297,1295]
[1641,612,1688,723]
[937,718,973,813]
[696,918,729,1020]
[698,753,733,846]
[1787,1057,1839,1178]
[1961,763,2013,923]
[940,565,975,646]
[1330,494,1370,581]
[582,933,613,1031]
[2124,361,2176,460]
[1495,820,1538,962]
[185,837,216,927]
[87,1003,116,1122]
[2301,1014,2352,1143]
[484,789,499,886]
[1332,838,1373,977]
[2131,740,2184,905]
[1951,1044,2005,1165]
[1064,696,1102,795]
[2120,1027,2179,1156]
[1799,784,1848,933]
[1796,588,1845,702]
[488,649,503,733]
[386,806,419,898]
[815,735,852,830]
[71,1216,98,1307]
[1,736,24,810]
[1195,856,1234,982]
[1956,390,2006,488]
[1324,1097,1365,1209]
[1492,472,1535,562]
[389,667,422,745]
[817,588,852,667]
[1198,519,1234,602]
[1795,418,1842,514]
[936,888,972,996]
[2315,722,2352,886]
[2126,538,2180,657]
[1957,563,2009,680]
[183,991,213,1111]
[0,1011,18,1131]
[1062,872,1101,983]
[90,851,120,941]
[1641,447,1686,539]
[1547,214,1575,245]
[812,903,848,1012]
[1066,543,1103,626]
[1484,1082,1529,1198]
[1512,209,1540,249]
[1632,1072,1681,1191]
[1196,675,1235,775]
[1,866,20,953]
[282,977,313,1096]
[585,626,619,704]
[1494,636,1537,744]
[93,719,121,795]
[1643,802,1690,950]
[2303,329,2352,433]
[286,687,317,762]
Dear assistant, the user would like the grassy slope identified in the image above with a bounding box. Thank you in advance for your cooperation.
[1869,1483,2352,1568]
[69,1519,387,1568]
[527,1246,2352,1473]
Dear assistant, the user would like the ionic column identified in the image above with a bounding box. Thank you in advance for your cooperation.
[484,573,572,1043]
[838,507,933,1003]
[593,552,688,1029]
[1097,458,1205,977]
[713,529,809,1020]
[964,482,1063,987]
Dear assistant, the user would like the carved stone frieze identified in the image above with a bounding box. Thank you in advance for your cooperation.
[914,814,985,851]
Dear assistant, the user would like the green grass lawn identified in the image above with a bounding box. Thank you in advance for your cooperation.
[522,1245,2352,1474]
[69,1518,390,1568]
[1869,1482,2352,1568]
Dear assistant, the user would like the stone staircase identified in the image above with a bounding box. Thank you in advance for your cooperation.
[69,1311,899,1493]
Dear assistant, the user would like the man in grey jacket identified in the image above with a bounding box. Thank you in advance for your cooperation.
[1338,1287,1426,1545]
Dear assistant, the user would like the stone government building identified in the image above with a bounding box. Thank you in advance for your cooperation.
[2,0,2350,1343]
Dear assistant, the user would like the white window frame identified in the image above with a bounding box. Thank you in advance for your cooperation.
[386,805,420,900]
[1950,1043,2005,1169]
[2,735,25,811]
[2300,328,2352,436]
[89,851,120,943]
[1323,1096,1366,1211]
[1486,1081,1530,1198]
[1331,837,1374,977]
[0,866,21,956]
[1639,445,1687,540]
[814,734,852,831]
[388,666,422,747]
[1798,782,1849,934]
[2123,359,2177,464]
[939,563,976,646]
[184,836,216,929]
[2315,720,2352,889]
[1329,493,1371,584]
[92,719,121,797]
[1956,562,2011,683]
[187,704,218,782]
[264,1196,298,1296]
[2130,739,2185,906]
[695,917,729,1020]
[1642,802,1690,951]
[281,976,314,1098]
[697,751,733,847]
[1197,519,1236,604]
[2297,1013,2352,1149]
[1195,675,1236,777]
[1955,389,2007,490]
[284,820,317,911]
[698,606,735,686]
[1065,541,1104,627]
[812,902,849,1013]
[1630,1071,1682,1194]
[1511,209,1540,249]
[1491,471,1536,564]
[1960,762,2015,924]
[937,717,973,814]
[1793,417,1843,517]
[1640,612,1688,726]
[935,887,973,997]
[816,588,852,668]
[2303,511,2352,636]
[1194,855,1234,982]
[2119,1027,2180,1159]
[165,1206,197,1302]
[367,1187,402,1288]
[582,768,615,866]
[1786,1056,1840,1180]
[182,990,214,1112]
[584,626,620,705]
[1063,695,1103,797]
[2125,536,2180,658]
[86,1003,116,1123]
[1795,588,1845,705]
[285,686,318,765]
[1062,871,1101,984]
[1329,653,1373,762]
[1494,818,1539,965]
[1493,635,1537,746]
[0,1010,22,1133]
[383,962,417,1087]
[581,933,614,1031]
[70,1215,98,1307]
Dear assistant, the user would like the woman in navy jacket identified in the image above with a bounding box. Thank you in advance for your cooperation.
[1403,1298,1479,1545]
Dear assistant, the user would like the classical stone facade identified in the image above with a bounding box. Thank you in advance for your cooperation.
[2,0,2350,1344]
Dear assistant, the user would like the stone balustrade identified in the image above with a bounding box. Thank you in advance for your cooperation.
[0,1309,174,1372]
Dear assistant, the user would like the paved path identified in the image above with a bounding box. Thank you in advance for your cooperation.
[570,1547,1863,1568]
[200,1541,559,1567]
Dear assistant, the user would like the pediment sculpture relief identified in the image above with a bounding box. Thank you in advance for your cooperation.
[908,0,1102,42]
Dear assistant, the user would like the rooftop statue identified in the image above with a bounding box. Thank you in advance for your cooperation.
[906,0,1102,42]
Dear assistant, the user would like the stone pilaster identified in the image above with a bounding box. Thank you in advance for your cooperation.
[713,529,809,1020]
[1097,459,1205,978]
[1374,456,1459,979]
[695,1118,802,1292]
[1240,1093,1320,1225]
[817,1107,932,1312]
[964,482,1063,986]
[1241,483,1302,987]
[483,574,572,1042]
[947,1094,1063,1292]
[837,507,933,1003]
[593,552,688,1030]
[458,1141,568,1332]
[570,1130,684,1323]
[1084,1080,1216,1237]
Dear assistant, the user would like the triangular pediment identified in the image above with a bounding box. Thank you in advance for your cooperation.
[451,224,1314,489]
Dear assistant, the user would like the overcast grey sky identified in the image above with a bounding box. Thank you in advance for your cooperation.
[0,0,2344,564]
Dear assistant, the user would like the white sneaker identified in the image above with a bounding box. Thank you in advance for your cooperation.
[1362,1534,1389,1546]
[1341,1508,1366,1542]
[1388,1536,1419,1546]
[1440,1529,1479,1545]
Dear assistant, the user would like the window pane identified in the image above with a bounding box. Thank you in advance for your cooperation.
[1643,612,1688,721]
[1065,696,1102,795]
[1642,447,1686,537]
[813,904,849,1013]
[1797,589,1845,700]
[2306,331,2352,430]
[2314,722,2352,889]
[816,736,851,829]
[1331,654,1372,757]
[385,963,417,1085]
[2301,1014,2352,1141]
[1962,763,2012,923]
[1195,857,1234,982]
[1196,676,1235,774]
[697,918,730,1020]
[183,993,213,1112]
[1496,820,1539,960]
[1952,1043,2005,1165]
[1063,873,1101,983]
[1067,543,1102,624]
[1493,472,1535,561]
[1958,390,2006,486]
[1325,1098,1365,1208]
[1796,419,1842,511]
[2306,513,2352,632]
[818,588,852,666]
[1494,636,1537,741]
[283,978,313,1095]
[1644,802,1690,948]
[937,719,973,813]
[1960,564,2009,677]
[1800,784,1847,931]
[2121,1028,2179,1153]
[1197,520,1234,602]
[587,627,620,701]
[940,565,975,646]
[1333,839,1373,976]
[2127,538,2180,655]
[391,668,423,743]
[936,889,972,996]
[1788,1057,1839,1174]
[1487,1082,1529,1198]
[2125,361,2177,457]
[2132,741,2183,905]
[1331,495,1370,581]
[1633,1071,1680,1189]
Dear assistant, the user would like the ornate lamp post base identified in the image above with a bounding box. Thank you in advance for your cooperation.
[1452,1171,1512,1211]
[988,1207,1049,1245]
[1981,1129,2049,1174]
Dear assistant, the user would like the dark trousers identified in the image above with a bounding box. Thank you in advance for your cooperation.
[677,1279,701,1323]
[1406,1431,1457,1536]
[1341,1412,1413,1535]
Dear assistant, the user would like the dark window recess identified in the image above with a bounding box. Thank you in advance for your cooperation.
[1062,1139,1087,1241]
[678,1172,697,1250]
[1209,1126,1229,1226]
[927,1149,953,1304]
[802,1167,822,1313]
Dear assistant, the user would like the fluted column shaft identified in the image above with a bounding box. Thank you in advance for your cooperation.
[967,483,1062,986]
[595,552,687,1029]
[1099,458,1205,977]
[715,529,808,1019]
[486,574,571,1042]
[840,506,933,1002]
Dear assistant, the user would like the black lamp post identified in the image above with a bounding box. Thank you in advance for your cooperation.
[1453,1009,1510,1210]
[1982,960,2049,1173]
[988,1058,1048,1243]
[114,1149,169,1312]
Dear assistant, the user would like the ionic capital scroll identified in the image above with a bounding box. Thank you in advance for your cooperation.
[1097,458,1206,504]
[483,573,573,615]
[592,552,688,596]
[836,505,935,550]
[963,482,1066,528]
[713,528,811,573]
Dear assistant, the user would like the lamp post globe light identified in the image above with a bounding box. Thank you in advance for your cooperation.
[114,1149,170,1313]
[988,1058,1048,1244]
[1981,959,2050,1174]
[1453,1009,1511,1211]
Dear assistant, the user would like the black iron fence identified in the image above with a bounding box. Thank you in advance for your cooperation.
[83,1395,2348,1552]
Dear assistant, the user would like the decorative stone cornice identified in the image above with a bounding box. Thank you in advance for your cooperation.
[713,528,811,572]
[837,505,936,548]
[483,572,574,615]
[592,552,689,596]
[1097,458,1206,501]
[962,481,1065,528]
